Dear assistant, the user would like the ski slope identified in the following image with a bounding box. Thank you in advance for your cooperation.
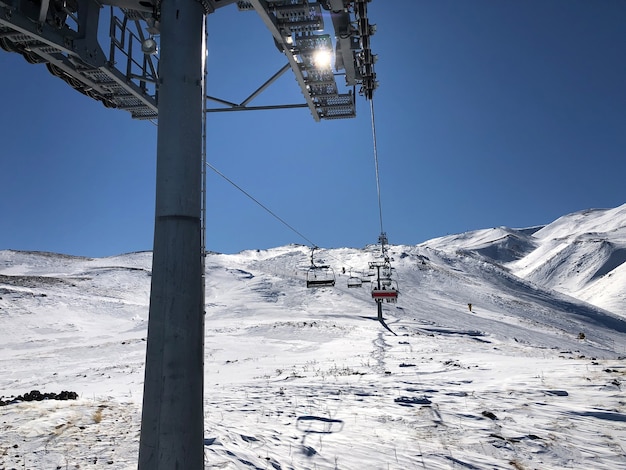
[0,205,625,469]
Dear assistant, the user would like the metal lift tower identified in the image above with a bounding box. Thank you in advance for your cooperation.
[137,1,206,467]
[1,0,377,467]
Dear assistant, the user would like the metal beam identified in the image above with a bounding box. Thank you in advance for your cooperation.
[245,0,321,121]
[239,62,290,107]
[206,103,309,112]
[205,62,309,112]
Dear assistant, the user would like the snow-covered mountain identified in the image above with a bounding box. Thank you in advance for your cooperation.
[424,203,626,316]
[0,205,625,469]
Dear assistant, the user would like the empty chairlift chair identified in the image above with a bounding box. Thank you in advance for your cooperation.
[347,274,362,288]
[306,264,336,287]
[306,247,335,288]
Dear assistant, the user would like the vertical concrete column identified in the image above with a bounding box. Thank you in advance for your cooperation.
[138,1,206,468]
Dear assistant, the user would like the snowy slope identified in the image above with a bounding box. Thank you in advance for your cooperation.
[422,226,541,263]
[1,211,626,469]
[508,204,626,315]
[426,204,626,316]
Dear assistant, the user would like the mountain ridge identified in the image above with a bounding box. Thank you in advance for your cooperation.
[421,204,626,316]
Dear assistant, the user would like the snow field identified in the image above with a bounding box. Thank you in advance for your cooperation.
[1,205,625,469]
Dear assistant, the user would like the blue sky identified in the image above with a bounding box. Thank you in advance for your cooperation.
[1,1,625,257]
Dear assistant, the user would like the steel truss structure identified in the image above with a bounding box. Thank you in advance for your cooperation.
[0,0,160,119]
[224,0,377,120]
[1,0,377,121]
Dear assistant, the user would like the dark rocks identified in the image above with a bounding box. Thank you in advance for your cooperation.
[394,396,432,406]
[0,389,78,406]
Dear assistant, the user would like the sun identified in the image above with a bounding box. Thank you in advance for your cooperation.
[312,49,332,69]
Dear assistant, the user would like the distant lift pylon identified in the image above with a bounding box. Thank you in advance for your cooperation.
[306,247,336,288]
[369,233,399,303]
[371,272,398,303]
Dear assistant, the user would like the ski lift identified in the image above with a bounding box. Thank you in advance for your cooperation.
[369,247,399,303]
[347,274,362,288]
[307,266,336,287]
[371,277,398,303]
[306,247,335,288]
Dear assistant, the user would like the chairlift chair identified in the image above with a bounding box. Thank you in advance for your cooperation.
[371,278,399,303]
[306,246,336,288]
[347,275,362,288]
[306,265,336,287]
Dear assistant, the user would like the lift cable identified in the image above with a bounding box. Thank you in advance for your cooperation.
[204,161,365,274]
[369,98,386,255]
[205,161,317,248]
[367,95,399,325]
